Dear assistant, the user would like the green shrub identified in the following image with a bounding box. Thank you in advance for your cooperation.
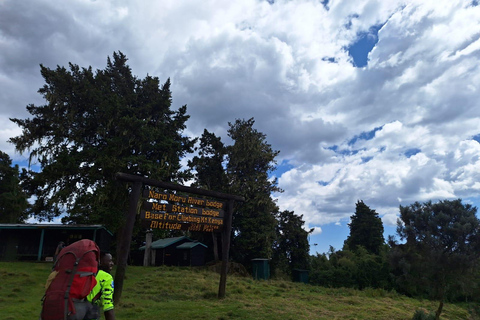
[411,309,435,320]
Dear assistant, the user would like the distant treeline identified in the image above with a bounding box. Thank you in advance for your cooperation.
[306,199,480,319]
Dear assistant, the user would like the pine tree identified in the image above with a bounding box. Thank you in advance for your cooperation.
[9,52,193,233]
[0,151,29,223]
[344,200,384,255]
[273,210,312,275]
[188,129,228,192]
[188,129,228,261]
[227,118,281,267]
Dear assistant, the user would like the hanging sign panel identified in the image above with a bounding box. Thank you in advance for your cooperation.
[142,202,224,218]
[140,210,223,232]
[141,189,225,232]
[142,190,225,209]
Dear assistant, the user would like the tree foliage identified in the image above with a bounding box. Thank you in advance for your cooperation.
[344,200,385,255]
[188,123,313,270]
[273,210,312,275]
[188,129,228,192]
[9,52,193,233]
[0,151,29,223]
[390,199,480,319]
[187,129,228,261]
[309,246,392,290]
[226,118,281,267]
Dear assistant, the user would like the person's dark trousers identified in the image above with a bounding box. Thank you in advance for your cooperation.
[67,300,98,320]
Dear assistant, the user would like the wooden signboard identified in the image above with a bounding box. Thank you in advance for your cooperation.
[143,189,225,209]
[141,189,225,232]
[143,201,224,217]
[114,172,244,303]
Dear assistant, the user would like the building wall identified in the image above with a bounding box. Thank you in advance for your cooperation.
[151,240,207,266]
[0,227,112,261]
[190,246,206,266]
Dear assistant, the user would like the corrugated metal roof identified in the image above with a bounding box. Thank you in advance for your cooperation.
[140,236,191,250]
[176,241,207,249]
[0,223,113,235]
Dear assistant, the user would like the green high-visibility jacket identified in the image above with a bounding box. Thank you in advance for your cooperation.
[87,270,114,312]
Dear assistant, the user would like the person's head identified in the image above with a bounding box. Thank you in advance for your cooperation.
[99,252,114,273]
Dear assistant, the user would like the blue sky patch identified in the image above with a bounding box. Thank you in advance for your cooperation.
[472,134,480,143]
[348,126,382,146]
[322,57,336,63]
[347,23,384,67]
[361,156,373,163]
[271,159,294,178]
[321,0,329,10]
[404,148,421,158]
[327,145,363,156]
[327,145,338,152]
[12,158,41,172]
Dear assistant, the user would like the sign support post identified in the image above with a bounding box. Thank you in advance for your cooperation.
[218,199,234,298]
[114,180,142,304]
[143,229,153,266]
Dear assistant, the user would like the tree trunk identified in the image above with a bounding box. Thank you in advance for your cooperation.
[435,300,444,320]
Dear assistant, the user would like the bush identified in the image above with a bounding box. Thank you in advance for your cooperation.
[411,309,435,320]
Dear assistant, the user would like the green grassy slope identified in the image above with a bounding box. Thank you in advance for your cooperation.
[0,262,476,320]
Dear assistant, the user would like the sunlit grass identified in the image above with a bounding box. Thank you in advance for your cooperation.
[0,262,476,320]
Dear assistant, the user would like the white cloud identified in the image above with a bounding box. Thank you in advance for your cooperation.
[1,0,479,241]
[308,226,323,236]
[381,211,399,226]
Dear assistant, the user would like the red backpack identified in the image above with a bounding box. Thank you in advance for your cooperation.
[41,239,100,320]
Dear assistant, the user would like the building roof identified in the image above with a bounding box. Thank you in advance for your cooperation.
[139,236,192,250]
[0,223,113,236]
[177,241,207,249]
[139,236,207,250]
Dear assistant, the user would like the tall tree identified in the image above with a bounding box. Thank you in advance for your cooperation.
[188,129,228,261]
[344,200,385,255]
[188,129,228,192]
[0,151,29,223]
[9,52,193,234]
[390,199,480,320]
[273,210,312,275]
[227,118,281,267]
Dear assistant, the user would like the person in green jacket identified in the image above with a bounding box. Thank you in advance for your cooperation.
[86,252,116,320]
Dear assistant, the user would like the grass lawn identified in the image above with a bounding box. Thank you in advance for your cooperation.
[0,262,477,319]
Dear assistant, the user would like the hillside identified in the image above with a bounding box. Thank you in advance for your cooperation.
[0,262,476,320]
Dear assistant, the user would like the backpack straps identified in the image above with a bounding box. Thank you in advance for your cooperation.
[64,258,80,319]
[62,249,98,319]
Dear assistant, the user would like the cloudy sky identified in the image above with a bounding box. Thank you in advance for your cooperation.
[1,0,480,254]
